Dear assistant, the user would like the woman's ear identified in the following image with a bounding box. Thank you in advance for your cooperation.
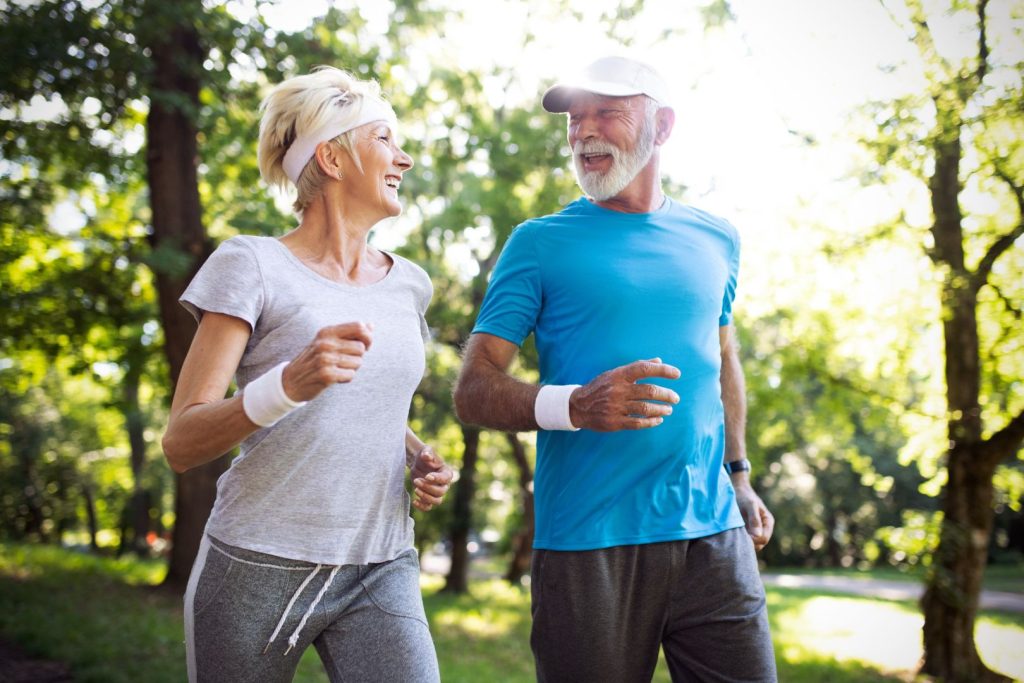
[314,141,345,180]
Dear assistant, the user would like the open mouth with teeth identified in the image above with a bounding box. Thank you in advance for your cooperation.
[580,153,613,172]
[384,175,401,190]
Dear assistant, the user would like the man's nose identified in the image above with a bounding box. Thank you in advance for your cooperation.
[571,119,600,147]
[576,116,599,140]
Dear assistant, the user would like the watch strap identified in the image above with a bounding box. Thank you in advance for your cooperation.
[724,458,751,474]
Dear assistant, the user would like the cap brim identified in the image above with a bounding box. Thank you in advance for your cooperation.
[542,80,645,113]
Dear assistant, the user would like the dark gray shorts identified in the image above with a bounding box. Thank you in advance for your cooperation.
[530,528,777,682]
[184,535,439,683]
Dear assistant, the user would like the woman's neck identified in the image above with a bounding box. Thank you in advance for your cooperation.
[281,195,391,285]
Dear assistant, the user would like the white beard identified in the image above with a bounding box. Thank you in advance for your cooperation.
[572,116,656,201]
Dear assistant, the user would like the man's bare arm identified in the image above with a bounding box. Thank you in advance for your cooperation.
[720,324,774,550]
[454,333,682,433]
[720,324,748,464]
[453,333,540,432]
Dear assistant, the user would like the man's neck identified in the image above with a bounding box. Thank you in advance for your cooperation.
[591,160,664,214]
[592,188,664,214]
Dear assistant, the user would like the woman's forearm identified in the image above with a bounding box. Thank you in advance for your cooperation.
[162,396,258,473]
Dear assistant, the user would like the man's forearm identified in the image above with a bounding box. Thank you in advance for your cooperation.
[453,363,541,432]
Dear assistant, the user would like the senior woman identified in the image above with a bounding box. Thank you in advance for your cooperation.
[161,67,452,683]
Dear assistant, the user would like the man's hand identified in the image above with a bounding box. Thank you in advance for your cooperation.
[568,358,681,431]
[733,481,774,551]
[410,445,454,512]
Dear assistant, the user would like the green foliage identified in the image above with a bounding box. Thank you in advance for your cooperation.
[0,366,87,541]
[854,1,1024,573]
[875,509,943,567]
[742,311,934,567]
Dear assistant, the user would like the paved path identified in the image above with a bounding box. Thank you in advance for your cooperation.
[761,573,1024,613]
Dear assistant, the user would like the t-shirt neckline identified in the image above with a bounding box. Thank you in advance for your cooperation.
[266,237,399,291]
[578,195,672,218]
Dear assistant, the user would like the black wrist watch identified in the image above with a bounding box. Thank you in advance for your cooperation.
[723,458,751,474]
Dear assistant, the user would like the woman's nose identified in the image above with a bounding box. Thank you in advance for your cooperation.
[395,147,413,171]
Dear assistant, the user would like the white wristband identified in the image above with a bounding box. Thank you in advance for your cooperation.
[535,384,582,431]
[242,362,307,427]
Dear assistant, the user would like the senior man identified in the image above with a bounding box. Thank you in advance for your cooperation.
[453,56,777,682]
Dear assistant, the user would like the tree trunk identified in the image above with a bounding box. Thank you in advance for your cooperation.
[141,1,227,592]
[504,432,534,586]
[82,484,99,552]
[825,509,843,567]
[444,426,480,594]
[15,421,47,542]
[123,362,151,556]
[921,448,1003,681]
[919,123,1008,682]
[920,285,1007,680]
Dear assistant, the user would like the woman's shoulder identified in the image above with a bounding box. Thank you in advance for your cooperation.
[217,233,280,253]
[387,251,429,281]
[385,251,433,300]
[210,234,290,268]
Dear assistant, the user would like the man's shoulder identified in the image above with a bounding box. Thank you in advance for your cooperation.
[666,200,739,243]
[515,197,589,232]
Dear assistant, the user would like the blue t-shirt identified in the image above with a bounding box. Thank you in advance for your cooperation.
[473,197,746,550]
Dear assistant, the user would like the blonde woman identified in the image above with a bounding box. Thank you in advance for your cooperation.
[162,67,451,683]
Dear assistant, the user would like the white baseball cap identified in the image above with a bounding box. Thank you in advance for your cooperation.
[542,56,671,113]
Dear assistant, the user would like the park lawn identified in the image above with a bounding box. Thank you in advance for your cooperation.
[1,543,1021,683]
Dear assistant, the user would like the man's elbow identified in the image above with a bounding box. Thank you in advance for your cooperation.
[161,432,192,474]
[451,377,478,426]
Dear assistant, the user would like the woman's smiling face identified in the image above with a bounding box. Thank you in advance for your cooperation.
[339,122,414,222]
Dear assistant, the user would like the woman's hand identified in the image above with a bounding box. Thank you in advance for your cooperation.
[282,322,374,402]
[409,445,454,512]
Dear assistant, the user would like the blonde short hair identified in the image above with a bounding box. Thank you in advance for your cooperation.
[258,66,389,213]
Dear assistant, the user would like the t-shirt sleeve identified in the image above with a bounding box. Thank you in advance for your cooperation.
[472,224,542,345]
[719,228,740,327]
[180,237,264,329]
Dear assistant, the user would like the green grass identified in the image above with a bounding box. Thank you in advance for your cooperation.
[1,543,1022,682]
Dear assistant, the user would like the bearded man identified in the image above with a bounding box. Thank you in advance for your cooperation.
[453,56,778,682]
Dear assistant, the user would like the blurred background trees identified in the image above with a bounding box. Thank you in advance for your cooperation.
[0,0,1020,678]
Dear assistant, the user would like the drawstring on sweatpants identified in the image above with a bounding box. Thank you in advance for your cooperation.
[263,563,341,656]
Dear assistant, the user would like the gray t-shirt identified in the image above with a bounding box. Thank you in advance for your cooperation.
[180,234,432,565]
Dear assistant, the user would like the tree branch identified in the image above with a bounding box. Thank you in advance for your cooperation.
[990,283,1022,320]
[973,163,1024,288]
[901,0,952,85]
[981,407,1024,467]
[504,432,533,483]
[878,0,917,49]
[976,0,989,85]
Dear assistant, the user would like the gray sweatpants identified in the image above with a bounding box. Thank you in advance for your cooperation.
[530,528,777,683]
[184,535,440,683]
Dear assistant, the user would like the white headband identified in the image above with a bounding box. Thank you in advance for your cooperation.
[282,98,398,184]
